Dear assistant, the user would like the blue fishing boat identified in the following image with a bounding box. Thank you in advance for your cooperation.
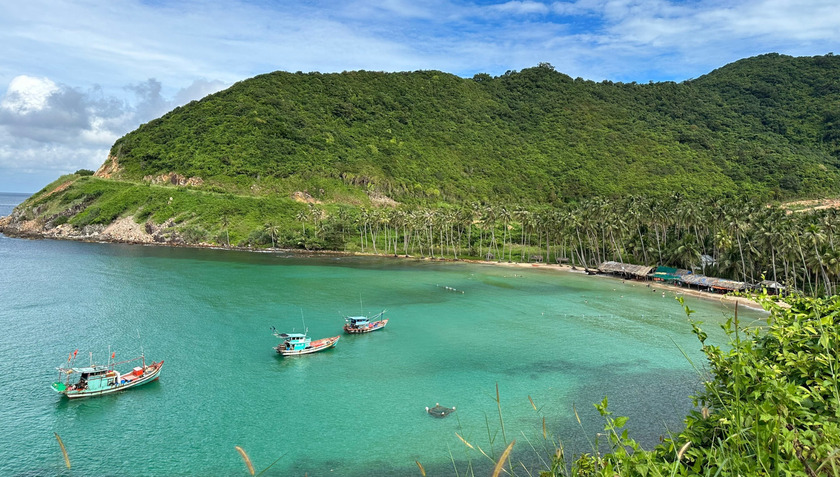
[272,328,339,356]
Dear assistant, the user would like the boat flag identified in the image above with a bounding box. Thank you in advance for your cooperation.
[68,353,72,361]
[74,349,78,357]
[111,352,116,359]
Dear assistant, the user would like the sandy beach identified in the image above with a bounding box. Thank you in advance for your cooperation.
[448,256,771,313]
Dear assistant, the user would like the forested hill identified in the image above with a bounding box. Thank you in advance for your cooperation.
[108,53,840,204]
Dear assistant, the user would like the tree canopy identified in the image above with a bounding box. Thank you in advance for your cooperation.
[109,53,840,205]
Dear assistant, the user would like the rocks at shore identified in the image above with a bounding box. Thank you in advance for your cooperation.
[0,212,185,245]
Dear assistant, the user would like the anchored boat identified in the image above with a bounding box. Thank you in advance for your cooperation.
[51,350,163,399]
[272,327,339,356]
[343,310,388,334]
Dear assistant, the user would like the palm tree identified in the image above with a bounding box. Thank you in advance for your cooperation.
[670,234,702,271]
[264,221,278,248]
[296,209,308,236]
[804,222,831,295]
[221,214,231,247]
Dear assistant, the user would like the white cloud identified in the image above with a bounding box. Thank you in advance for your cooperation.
[0,73,229,191]
[0,75,59,114]
[491,1,552,15]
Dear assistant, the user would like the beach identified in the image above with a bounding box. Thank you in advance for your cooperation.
[453,257,771,313]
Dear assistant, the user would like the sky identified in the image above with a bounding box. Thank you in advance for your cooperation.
[1,0,839,193]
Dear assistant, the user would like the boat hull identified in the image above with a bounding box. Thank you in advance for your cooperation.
[276,336,339,356]
[54,361,164,399]
[344,319,388,334]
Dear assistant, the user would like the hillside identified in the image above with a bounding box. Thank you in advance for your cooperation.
[4,53,840,257]
[103,53,840,204]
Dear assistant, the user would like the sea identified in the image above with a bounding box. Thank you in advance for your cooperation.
[0,191,766,476]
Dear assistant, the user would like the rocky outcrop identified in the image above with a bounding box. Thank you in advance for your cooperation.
[368,191,399,207]
[94,154,121,178]
[0,209,187,245]
[291,191,321,204]
[142,172,204,187]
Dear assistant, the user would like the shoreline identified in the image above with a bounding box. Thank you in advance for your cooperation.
[0,226,771,313]
[452,257,770,313]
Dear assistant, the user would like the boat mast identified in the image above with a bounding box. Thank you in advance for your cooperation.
[300,308,308,335]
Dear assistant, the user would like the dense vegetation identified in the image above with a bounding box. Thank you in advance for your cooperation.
[7,53,840,299]
[14,173,840,298]
[110,53,840,204]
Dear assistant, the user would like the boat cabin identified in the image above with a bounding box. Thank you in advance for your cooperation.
[67,366,121,392]
[278,332,311,351]
[346,316,370,328]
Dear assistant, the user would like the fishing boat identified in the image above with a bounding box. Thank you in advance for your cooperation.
[51,350,163,399]
[343,310,388,334]
[272,327,339,356]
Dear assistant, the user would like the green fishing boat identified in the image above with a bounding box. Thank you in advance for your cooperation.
[52,350,163,399]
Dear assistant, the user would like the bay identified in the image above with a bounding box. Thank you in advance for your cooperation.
[0,192,764,476]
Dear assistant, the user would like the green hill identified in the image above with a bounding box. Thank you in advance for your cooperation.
[4,53,840,257]
[106,53,840,204]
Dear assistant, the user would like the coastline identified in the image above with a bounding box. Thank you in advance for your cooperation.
[0,221,771,313]
[450,257,770,313]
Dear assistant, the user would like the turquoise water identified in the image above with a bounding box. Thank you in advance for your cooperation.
[0,192,765,476]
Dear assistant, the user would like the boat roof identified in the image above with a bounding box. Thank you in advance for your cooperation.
[68,366,109,374]
[278,333,307,339]
[347,316,368,321]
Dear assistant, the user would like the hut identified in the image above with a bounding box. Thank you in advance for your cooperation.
[753,280,785,295]
[597,261,654,280]
[680,274,747,293]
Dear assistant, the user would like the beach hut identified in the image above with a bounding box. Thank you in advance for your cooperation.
[597,261,654,279]
[680,274,747,293]
[753,280,785,295]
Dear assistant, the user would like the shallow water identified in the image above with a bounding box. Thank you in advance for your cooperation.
[0,192,764,476]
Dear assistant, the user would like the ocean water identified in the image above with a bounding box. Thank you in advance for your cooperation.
[0,192,765,476]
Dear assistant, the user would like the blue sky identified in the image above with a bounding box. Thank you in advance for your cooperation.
[1,0,839,192]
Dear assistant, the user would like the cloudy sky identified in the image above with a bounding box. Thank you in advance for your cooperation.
[1,0,838,192]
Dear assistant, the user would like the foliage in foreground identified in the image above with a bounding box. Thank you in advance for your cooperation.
[554,295,840,476]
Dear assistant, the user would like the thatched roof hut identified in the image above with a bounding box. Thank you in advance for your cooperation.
[680,274,747,292]
[753,280,785,295]
[598,261,654,278]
